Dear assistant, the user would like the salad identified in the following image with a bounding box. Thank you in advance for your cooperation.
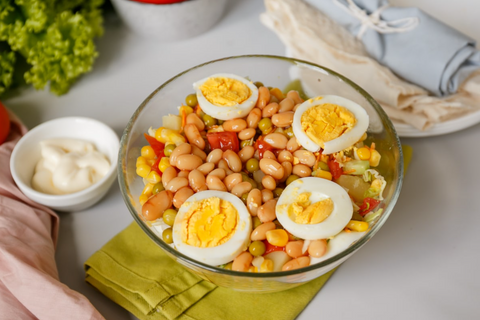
[134,73,386,272]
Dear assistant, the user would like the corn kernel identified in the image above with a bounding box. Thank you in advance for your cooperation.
[248,266,258,273]
[136,156,147,167]
[371,179,382,190]
[141,145,156,160]
[346,220,369,232]
[142,183,154,197]
[369,149,381,167]
[315,169,333,180]
[260,258,274,272]
[266,229,289,247]
[136,164,151,178]
[155,127,168,143]
[356,147,371,160]
[147,159,156,166]
[179,105,194,116]
[146,171,161,184]
[158,157,171,172]
[139,194,149,206]
[168,131,186,146]
[270,87,285,101]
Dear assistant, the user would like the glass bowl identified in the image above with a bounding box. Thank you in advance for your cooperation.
[118,55,403,293]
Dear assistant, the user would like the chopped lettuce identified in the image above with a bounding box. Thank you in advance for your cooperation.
[0,0,104,97]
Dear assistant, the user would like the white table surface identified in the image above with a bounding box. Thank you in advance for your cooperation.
[5,0,480,319]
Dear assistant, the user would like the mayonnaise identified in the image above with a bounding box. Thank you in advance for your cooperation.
[32,138,111,195]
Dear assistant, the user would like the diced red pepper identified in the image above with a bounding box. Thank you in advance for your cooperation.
[328,159,343,180]
[206,132,240,152]
[263,240,286,255]
[150,156,163,176]
[254,138,275,159]
[144,133,165,157]
[358,197,381,216]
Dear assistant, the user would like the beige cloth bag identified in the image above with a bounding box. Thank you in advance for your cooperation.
[261,0,480,131]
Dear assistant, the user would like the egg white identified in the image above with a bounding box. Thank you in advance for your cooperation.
[172,190,252,266]
[292,95,369,154]
[276,177,353,240]
[193,73,259,121]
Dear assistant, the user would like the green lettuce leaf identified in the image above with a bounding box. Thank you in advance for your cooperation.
[0,0,104,97]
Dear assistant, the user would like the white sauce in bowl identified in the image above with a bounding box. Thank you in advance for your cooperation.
[31,138,110,195]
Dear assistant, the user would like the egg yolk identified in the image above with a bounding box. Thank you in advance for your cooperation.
[301,103,356,148]
[181,197,238,248]
[288,192,334,224]
[200,77,251,107]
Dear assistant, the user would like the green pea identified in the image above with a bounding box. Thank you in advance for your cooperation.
[185,93,198,107]
[284,127,294,138]
[273,188,284,198]
[252,216,262,229]
[162,208,177,226]
[162,228,173,244]
[217,119,224,125]
[249,240,266,256]
[163,144,176,157]
[317,161,330,171]
[202,114,217,128]
[223,262,233,270]
[258,118,272,134]
[286,174,300,186]
[273,219,284,230]
[152,182,165,195]
[241,193,249,203]
[246,158,259,173]
[253,81,264,88]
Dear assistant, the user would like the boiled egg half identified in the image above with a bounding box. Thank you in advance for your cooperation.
[292,95,369,154]
[276,177,353,240]
[193,73,259,120]
[172,190,252,266]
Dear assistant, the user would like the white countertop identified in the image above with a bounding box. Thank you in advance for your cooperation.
[5,0,480,319]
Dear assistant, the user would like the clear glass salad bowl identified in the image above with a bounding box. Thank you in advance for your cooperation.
[118,55,403,293]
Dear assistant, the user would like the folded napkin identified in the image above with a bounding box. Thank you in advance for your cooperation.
[305,0,480,96]
[261,0,480,131]
[0,109,104,320]
[84,222,336,320]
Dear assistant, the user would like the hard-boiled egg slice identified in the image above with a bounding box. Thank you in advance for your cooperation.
[172,190,252,266]
[193,73,259,121]
[276,177,353,240]
[292,95,369,154]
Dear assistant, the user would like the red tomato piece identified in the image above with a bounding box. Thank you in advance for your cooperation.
[328,159,343,180]
[358,197,381,216]
[206,132,240,152]
[150,156,163,176]
[144,133,165,157]
[263,240,286,255]
[254,138,275,159]
[0,101,10,145]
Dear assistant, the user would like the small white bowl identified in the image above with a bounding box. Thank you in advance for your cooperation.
[110,0,227,41]
[10,117,119,212]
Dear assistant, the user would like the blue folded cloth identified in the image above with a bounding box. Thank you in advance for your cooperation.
[305,0,480,96]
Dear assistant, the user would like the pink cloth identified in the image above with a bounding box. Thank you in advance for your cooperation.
[0,111,104,319]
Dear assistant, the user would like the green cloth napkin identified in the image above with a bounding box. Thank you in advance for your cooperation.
[85,145,412,320]
[85,222,335,320]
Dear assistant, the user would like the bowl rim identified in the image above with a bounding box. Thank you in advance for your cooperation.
[118,54,404,278]
[10,116,120,201]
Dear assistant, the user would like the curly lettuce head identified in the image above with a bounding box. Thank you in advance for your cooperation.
[0,0,104,96]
